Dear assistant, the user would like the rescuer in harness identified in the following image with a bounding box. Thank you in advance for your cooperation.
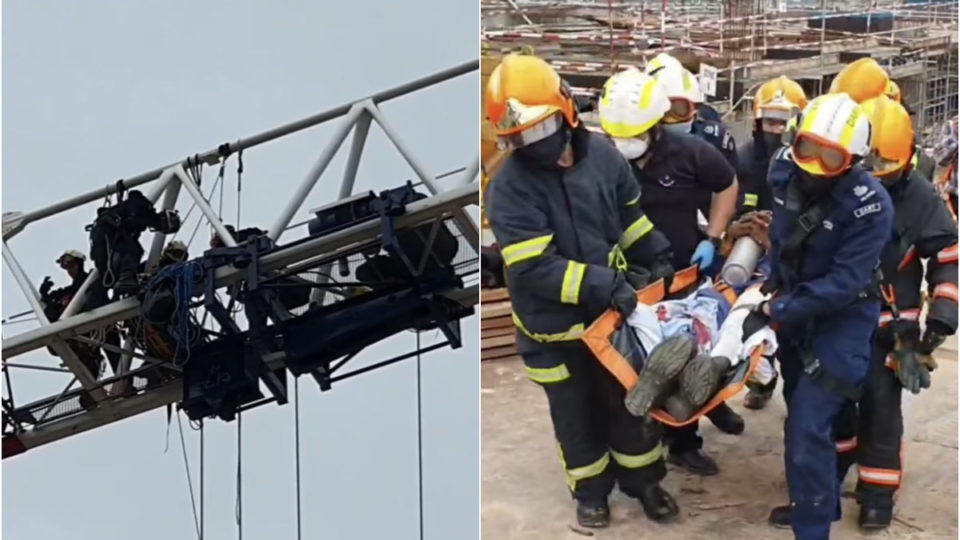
[39,250,122,407]
[742,93,895,540]
[484,54,679,528]
[735,76,808,410]
[645,53,739,239]
[830,57,937,181]
[830,95,957,530]
[598,68,742,477]
[88,187,181,297]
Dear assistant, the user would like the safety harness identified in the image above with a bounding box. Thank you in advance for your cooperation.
[778,177,880,401]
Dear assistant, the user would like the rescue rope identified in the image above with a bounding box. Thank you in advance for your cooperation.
[140,261,205,367]
[236,149,243,230]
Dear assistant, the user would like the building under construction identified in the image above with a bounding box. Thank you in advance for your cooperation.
[482,0,958,145]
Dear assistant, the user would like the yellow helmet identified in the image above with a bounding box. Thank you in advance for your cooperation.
[792,94,872,177]
[829,57,890,104]
[754,76,807,120]
[859,95,914,179]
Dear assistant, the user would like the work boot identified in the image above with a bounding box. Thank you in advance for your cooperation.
[768,505,791,529]
[668,449,718,476]
[743,375,777,410]
[706,402,745,435]
[114,273,140,298]
[625,335,696,417]
[677,355,731,408]
[858,505,893,530]
[576,499,610,528]
[663,394,697,422]
[634,484,679,524]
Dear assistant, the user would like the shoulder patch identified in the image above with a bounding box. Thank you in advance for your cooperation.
[703,124,716,135]
[853,202,882,219]
[853,184,876,202]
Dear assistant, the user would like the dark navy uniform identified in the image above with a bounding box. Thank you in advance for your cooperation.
[690,117,738,220]
[834,169,957,513]
[766,148,895,539]
[486,128,673,503]
[735,138,777,215]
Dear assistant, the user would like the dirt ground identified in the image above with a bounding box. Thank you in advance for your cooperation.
[481,336,958,540]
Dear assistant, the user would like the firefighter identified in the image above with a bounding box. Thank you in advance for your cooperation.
[833,95,957,530]
[737,76,808,410]
[742,93,895,540]
[645,53,738,237]
[598,68,741,476]
[831,58,937,184]
[39,250,122,407]
[484,55,680,528]
[88,188,181,297]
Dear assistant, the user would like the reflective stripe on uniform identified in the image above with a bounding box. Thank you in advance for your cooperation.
[859,466,901,487]
[558,445,610,492]
[608,245,628,272]
[878,309,920,327]
[619,215,654,250]
[512,312,585,342]
[610,443,663,469]
[937,243,958,263]
[743,193,758,207]
[561,261,586,304]
[836,436,858,453]
[899,245,917,270]
[501,235,553,266]
[910,152,919,170]
[525,364,571,384]
[625,194,641,206]
[934,282,959,302]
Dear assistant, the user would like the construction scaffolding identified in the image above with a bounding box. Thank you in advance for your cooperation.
[481,0,958,145]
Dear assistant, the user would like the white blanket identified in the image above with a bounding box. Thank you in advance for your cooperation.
[625,283,779,385]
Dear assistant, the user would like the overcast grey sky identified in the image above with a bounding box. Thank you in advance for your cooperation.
[1,1,478,539]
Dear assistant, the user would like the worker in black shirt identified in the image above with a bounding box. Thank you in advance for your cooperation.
[645,53,738,235]
[599,68,740,476]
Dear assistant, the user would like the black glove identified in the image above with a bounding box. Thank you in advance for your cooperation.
[742,301,769,339]
[888,323,930,394]
[625,265,652,289]
[39,276,54,297]
[611,273,638,319]
[759,276,779,296]
[918,320,951,355]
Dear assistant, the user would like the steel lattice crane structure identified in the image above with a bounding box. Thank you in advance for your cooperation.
[1,60,480,459]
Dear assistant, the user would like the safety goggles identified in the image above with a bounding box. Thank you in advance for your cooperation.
[497,112,563,150]
[664,97,696,123]
[791,132,854,176]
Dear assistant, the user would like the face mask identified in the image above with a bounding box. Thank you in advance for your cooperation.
[761,132,783,153]
[515,127,570,168]
[661,121,692,136]
[613,137,650,160]
[796,169,836,196]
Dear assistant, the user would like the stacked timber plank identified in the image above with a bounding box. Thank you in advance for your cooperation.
[480,288,519,361]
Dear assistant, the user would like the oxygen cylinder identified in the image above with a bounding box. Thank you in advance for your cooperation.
[721,236,763,286]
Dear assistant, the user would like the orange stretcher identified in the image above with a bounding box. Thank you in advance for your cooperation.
[580,265,766,427]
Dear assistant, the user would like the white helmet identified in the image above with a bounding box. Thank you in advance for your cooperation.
[644,52,684,75]
[598,69,671,159]
[791,93,872,177]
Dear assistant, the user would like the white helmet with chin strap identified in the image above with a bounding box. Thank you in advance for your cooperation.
[598,68,671,160]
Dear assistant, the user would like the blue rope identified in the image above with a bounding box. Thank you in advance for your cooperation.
[141,260,205,366]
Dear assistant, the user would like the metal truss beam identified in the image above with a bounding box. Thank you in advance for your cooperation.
[3,181,477,359]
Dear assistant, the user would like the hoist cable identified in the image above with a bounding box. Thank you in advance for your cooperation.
[200,420,205,540]
[294,377,303,540]
[176,412,202,540]
[236,149,244,230]
[416,331,424,540]
[236,410,243,540]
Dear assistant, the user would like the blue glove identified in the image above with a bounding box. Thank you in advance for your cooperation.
[690,239,716,269]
